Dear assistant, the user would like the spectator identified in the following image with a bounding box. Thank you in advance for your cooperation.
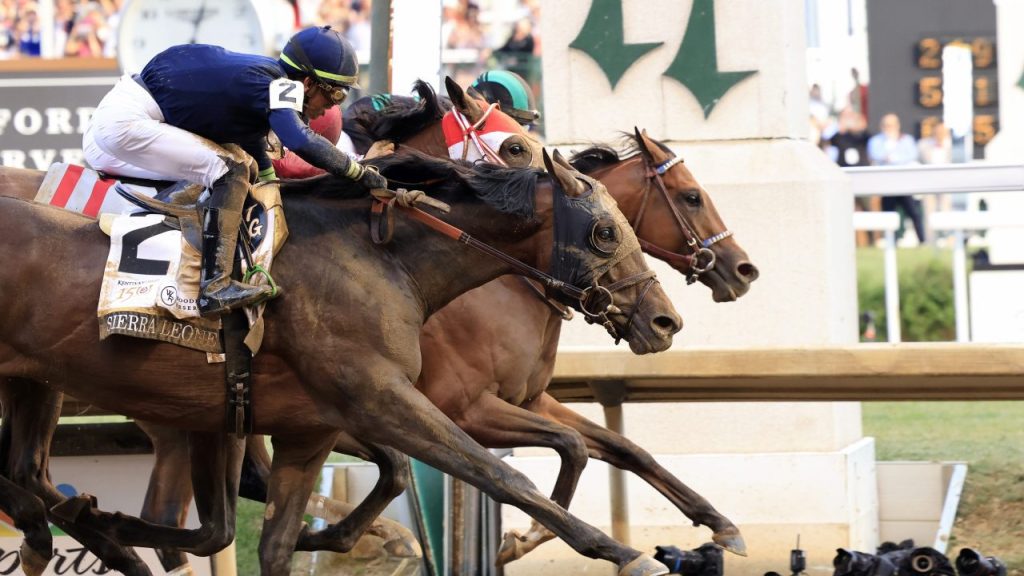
[0,3,16,59]
[849,67,868,120]
[830,106,874,246]
[446,1,484,50]
[868,113,925,244]
[808,83,830,146]
[830,107,870,168]
[16,2,41,57]
[918,121,953,165]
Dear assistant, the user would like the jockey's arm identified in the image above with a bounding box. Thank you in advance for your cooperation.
[269,108,367,182]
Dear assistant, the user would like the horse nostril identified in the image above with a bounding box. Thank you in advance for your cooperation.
[652,314,681,335]
[737,262,759,282]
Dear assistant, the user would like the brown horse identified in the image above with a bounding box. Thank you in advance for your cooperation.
[0,150,681,576]
[128,129,756,572]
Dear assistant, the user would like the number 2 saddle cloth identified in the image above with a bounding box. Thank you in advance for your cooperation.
[34,163,287,359]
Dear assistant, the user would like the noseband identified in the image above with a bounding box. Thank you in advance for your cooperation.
[631,153,733,284]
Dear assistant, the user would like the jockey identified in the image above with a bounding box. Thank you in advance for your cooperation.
[272,106,342,178]
[469,70,540,128]
[83,26,386,316]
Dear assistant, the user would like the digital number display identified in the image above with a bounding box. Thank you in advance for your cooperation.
[912,35,998,148]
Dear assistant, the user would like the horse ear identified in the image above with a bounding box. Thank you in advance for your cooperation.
[446,76,483,121]
[634,126,654,160]
[552,149,575,172]
[545,149,582,197]
[636,127,665,161]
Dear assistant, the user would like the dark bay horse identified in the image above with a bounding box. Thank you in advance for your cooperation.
[0,151,681,576]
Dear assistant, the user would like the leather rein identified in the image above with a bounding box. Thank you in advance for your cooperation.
[632,154,733,285]
[369,187,654,344]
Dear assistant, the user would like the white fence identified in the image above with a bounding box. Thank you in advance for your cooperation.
[844,163,1024,342]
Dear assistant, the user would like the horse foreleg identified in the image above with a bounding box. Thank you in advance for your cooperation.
[51,430,244,556]
[259,432,337,576]
[453,393,588,565]
[344,378,667,576]
[135,421,193,572]
[295,432,420,558]
[534,392,747,556]
[1,380,153,576]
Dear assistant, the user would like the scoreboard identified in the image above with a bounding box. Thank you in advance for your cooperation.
[867,0,998,158]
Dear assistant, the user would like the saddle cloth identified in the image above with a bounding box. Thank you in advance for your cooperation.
[34,163,288,358]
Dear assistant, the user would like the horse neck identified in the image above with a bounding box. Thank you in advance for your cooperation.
[399,120,449,158]
[388,201,548,317]
[585,156,648,224]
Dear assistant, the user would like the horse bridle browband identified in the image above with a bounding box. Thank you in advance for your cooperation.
[632,153,733,285]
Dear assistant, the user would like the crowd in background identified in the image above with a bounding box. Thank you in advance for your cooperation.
[810,68,957,247]
[1,0,122,59]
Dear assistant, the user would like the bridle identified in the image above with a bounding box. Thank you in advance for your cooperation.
[631,153,733,285]
[448,104,509,166]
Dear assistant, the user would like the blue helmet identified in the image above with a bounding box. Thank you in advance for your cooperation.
[279,26,359,88]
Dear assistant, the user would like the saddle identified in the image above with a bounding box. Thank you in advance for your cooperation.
[35,164,288,436]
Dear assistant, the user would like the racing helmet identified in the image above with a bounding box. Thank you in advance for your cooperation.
[470,70,540,126]
[279,26,359,88]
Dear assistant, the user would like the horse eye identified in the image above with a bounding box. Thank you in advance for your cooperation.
[509,144,525,155]
[598,227,615,241]
[684,193,702,207]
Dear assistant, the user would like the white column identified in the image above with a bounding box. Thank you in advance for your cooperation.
[390,0,443,96]
[505,2,871,575]
[981,0,1024,263]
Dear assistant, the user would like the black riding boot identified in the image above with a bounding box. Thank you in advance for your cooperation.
[198,173,273,317]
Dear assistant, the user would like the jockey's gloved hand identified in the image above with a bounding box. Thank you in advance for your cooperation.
[358,166,388,191]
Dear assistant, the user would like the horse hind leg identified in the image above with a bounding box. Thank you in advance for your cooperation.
[51,430,244,557]
[1,379,153,576]
[134,421,195,572]
[294,432,420,558]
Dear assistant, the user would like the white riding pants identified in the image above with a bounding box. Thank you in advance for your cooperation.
[83,74,229,188]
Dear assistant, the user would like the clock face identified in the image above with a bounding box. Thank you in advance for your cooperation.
[118,0,267,73]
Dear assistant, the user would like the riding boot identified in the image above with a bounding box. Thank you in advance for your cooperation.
[198,172,273,317]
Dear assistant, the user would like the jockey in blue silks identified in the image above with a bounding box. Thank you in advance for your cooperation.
[84,26,386,316]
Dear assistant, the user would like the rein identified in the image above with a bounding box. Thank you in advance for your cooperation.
[631,154,733,285]
[370,190,587,302]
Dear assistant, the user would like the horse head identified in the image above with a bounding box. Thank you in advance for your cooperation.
[540,149,681,353]
[573,130,759,302]
[354,78,544,169]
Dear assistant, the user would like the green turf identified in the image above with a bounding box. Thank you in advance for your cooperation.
[864,401,1024,574]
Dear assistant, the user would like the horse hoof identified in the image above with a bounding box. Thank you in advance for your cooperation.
[19,541,51,576]
[713,525,748,557]
[49,493,97,523]
[619,554,669,576]
[383,535,422,558]
[495,530,526,566]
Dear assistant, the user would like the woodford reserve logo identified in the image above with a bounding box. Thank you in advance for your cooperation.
[0,545,112,574]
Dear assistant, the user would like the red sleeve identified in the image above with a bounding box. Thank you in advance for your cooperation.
[272,151,327,179]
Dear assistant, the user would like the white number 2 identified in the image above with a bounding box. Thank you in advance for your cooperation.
[269,78,304,112]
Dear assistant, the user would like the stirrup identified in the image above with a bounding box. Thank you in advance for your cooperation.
[198,282,274,316]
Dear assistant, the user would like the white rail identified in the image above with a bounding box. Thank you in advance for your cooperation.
[844,163,1024,342]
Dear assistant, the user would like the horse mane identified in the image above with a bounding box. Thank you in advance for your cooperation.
[354,80,450,143]
[569,132,676,173]
[277,151,538,219]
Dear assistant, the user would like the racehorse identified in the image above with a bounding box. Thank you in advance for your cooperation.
[126,128,756,571]
[0,150,682,576]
